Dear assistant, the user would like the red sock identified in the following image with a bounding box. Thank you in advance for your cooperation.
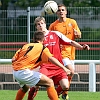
[15,89,26,100]
[56,85,63,96]
[28,87,38,100]
[47,86,58,100]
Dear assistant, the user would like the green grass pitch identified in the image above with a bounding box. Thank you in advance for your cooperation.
[0,90,100,100]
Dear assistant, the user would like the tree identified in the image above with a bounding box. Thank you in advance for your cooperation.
[12,0,49,8]
[1,0,10,10]
[14,0,41,8]
[63,0,100,16]
[63,0,100,7]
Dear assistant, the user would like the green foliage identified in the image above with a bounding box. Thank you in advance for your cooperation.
[1,0,10,10]
[0,51,15,59]
[75,27,100,60]
[1,0,100,10]
[63,0,100,7]
[81,28,100,41]
[76,50,100,60]
[15,0,41,8]
[1,27,27,42]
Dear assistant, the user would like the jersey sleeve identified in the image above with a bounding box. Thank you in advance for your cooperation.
[72,19,81,35]
[53,31,72,45]
[41,47,53,63]
[12,48,21,62]
[49,23,54,30]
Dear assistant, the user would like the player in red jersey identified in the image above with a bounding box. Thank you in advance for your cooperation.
[49,4,82,100]
[27,17,90,100]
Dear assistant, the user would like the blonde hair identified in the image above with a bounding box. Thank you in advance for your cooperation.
[34,16,46,26]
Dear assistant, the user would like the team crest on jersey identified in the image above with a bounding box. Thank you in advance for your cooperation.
[50,35,53,39]
[44,36,48,41]
[68,23,72,26]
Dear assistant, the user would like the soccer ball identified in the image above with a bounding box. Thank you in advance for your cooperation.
[44,1,58,15]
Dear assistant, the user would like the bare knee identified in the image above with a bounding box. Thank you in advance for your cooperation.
[47,78,54,87]
[59,79,69,90]
[61,85,69,91]
[37,74,54,87]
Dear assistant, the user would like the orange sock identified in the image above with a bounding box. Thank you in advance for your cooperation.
[62,90,68,95]
[68,76,72,85]
[46,86,58,100]
[15,89,26,100]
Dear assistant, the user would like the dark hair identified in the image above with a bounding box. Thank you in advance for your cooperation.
[58,4,67,10]
[33,31,44,42]
[58,4,70,18]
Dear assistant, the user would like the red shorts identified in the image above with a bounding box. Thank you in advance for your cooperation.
[39,67,68,85]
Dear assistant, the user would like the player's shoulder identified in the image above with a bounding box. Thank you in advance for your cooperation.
[49,30,62,37]
[24,43,34,47]
[25,43,42,48]
[50,19,58,25]
[67,18,77,23]
[49,30,60,34]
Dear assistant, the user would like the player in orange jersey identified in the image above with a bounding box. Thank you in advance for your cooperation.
[12,31,71,100]
[49,4,82,100]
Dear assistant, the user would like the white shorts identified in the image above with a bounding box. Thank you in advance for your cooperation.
[62,58,75,69]
[13,69,41,88]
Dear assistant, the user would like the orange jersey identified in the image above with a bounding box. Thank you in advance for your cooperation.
[49,18,81,60]
[12,43,52,70]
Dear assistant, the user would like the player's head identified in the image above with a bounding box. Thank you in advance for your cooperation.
[56,4,67,18]
[33,31,44,43]
[34,16,47,31]
[58,4,67,10]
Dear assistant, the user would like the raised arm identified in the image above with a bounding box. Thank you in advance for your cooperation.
[52,31,90,50]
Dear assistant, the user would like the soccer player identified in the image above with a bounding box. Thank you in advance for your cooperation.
[49,4,82,100]
[12,31,71,100]
[27,17,90,100]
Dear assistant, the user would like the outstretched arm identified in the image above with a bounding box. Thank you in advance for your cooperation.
[71,41,90,50]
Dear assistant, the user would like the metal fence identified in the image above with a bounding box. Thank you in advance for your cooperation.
[0,7,100,59]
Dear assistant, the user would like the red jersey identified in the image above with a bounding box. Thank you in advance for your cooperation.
[41,30,71,69]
